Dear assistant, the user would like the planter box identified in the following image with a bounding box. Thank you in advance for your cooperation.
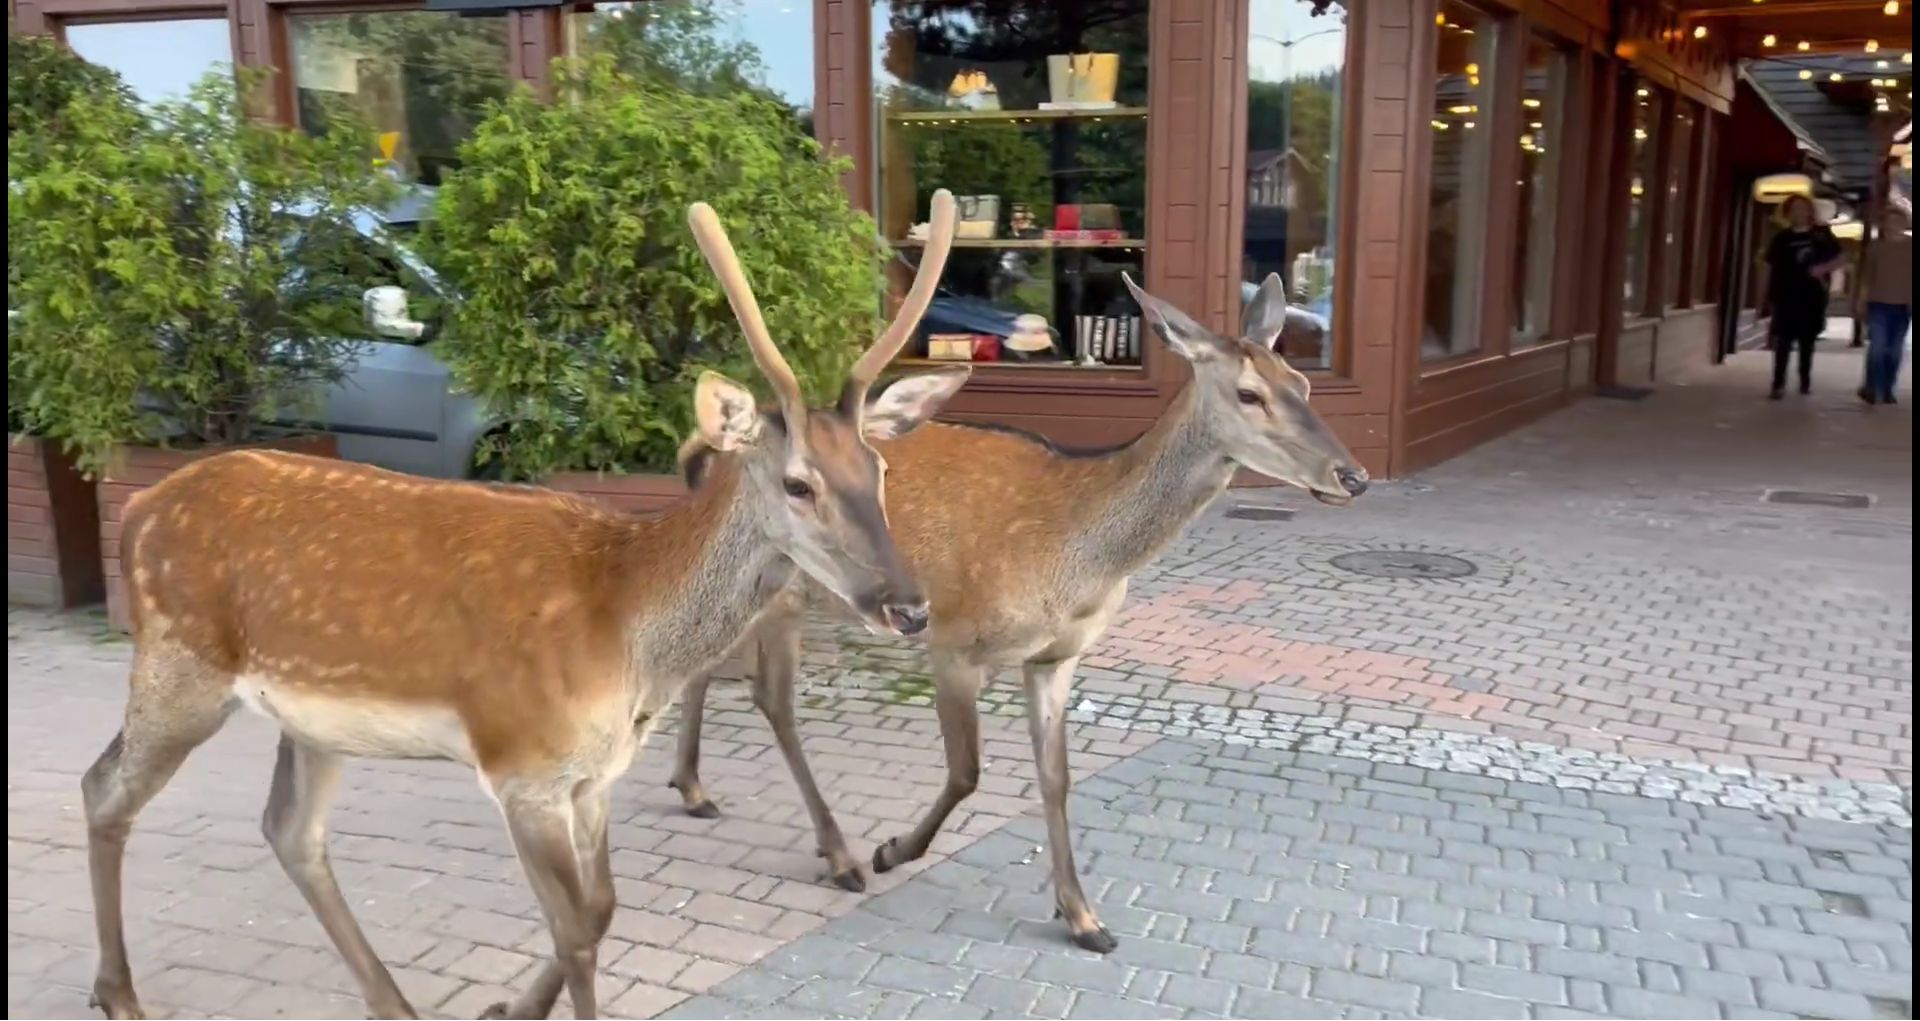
[545,470,688,516]
[7,434,105,609]
[99,435,339,631]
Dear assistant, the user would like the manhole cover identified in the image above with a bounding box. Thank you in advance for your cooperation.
[1330,550,1478,579]
[1763,489,1873,509]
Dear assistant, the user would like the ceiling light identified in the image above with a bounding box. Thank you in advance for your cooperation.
[1798,40,1812,51]
[1762,34,1777,47]
[1693,25,1707,39]
[1800,68,1814,79]
[1523,97,1542,108]
[1885,0,1899,15]
[1831,72,1844,81]
[1637,87,1651,97]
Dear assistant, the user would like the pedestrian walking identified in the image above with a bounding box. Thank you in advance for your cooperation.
[1856,205,1912,405]
[1763,195,1847,399]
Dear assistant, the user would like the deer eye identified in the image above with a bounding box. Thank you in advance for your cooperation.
[783,477,814,500]
[1236,389,1263,406]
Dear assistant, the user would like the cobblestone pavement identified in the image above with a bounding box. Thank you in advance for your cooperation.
[7,347,1912,1019]
[669,741,1913,1021]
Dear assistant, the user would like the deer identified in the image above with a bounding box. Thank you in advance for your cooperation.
[80,192,967,1020]
[666,272,1371,953]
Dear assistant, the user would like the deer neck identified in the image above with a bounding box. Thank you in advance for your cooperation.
[1071,381,1233,578]
[615,459,794,682]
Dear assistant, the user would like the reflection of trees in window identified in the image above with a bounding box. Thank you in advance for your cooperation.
[1243,0,1345,370]
[289,13,511,188]
[569,2,813,134]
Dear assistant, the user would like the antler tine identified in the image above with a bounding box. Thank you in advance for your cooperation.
[847,189,958,408]
[687,201,807,426]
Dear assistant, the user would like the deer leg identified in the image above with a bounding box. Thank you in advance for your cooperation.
[495,788,603,1019]
[747,613,863,891]
[667,677,721,819]
[261,734,416,1019]
[1022,655,1114,953]
[484,787,614,1020]
[872,657,985,873]
[84,659,233,1021]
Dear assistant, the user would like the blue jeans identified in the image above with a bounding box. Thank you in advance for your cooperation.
[1864,301,1911,401]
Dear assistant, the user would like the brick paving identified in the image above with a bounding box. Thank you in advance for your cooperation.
[7,346,1912,1019]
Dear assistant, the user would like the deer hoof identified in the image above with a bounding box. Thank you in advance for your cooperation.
[830,866,868,893]
[684,799,721,820]
[1071,925,1119,954]
[90,985,146,1020]
[871,838,900,873]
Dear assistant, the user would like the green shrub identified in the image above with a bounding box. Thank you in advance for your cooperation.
[425,56,884,479]
[8,71,397,477]
[8,34,142,433]
[7,33,136,145]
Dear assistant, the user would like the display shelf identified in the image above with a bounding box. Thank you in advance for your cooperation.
[885,106,1149,124]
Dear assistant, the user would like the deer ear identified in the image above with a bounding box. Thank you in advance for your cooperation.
[693,371,762,452]
[864,367,971,441]
[1124,272,1217,362]
[1243,273,1291,351]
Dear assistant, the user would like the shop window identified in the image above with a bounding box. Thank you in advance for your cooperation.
[1622,82,1663,316]
[287,12,512,189]
[1242,0,1348,371]
[1663,101,1697,308]
[872,0,1150,370]
[64,18,232,105]
[1422,0,1498,363]
[1510,32,1569,344]
[568,1,815,134]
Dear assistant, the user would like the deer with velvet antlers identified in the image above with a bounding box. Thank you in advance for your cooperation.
[80,193,965,1020]
[668,272,1370,953]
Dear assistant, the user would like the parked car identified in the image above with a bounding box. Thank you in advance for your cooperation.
[10,186,497,479]
[306,191,497,480]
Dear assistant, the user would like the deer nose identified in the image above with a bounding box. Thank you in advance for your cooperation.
[882,601,930,636]
[1336,468,1370,497]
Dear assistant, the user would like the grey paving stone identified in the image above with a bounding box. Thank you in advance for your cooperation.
[1754,980,1875,1019]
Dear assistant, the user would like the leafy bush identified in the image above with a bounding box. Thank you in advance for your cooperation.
[426,56,884,479]
[9,71,397,476]
[8,34,142,433]
[7,33,136,146]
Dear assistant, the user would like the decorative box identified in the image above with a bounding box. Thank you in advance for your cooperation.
[1044,53,1120,109]
[927,334,975,361]
[955,194,1000,239]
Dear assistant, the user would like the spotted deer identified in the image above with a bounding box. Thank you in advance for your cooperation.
[668,273,1370,952]
[81,193,966,1020]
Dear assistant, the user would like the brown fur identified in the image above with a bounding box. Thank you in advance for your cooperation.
[122,450,738,773]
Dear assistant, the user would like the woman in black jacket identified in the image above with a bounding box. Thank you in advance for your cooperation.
[1762,195,1847,399]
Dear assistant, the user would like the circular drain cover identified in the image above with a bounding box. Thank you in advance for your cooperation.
[1331,550,1478,579]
